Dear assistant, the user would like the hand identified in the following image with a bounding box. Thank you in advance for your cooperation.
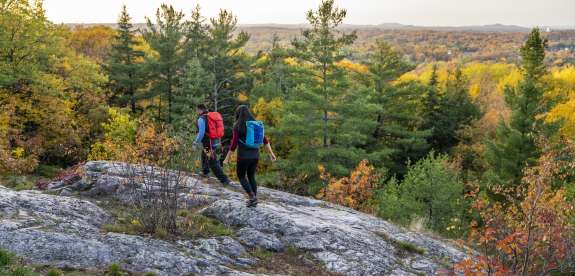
[269,154,277,162]
[223,156,230,165]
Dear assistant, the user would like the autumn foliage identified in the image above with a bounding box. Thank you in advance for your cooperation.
[455,140,575,275]
[317,159,379,211]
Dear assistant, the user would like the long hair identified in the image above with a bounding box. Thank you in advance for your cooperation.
[234,105,255,136]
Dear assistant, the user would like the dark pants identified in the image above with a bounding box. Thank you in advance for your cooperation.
[237,158,258,197]
[201,149,230,185]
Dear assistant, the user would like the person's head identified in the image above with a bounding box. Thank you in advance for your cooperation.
[196,104,207,115]
[234,105,255,132]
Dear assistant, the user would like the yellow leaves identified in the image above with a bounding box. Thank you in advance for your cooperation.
[496,69,522,95]
[283,57,298,66]
[254,54,269,66]
[252,97,283,125]
[469,83,481,99]
[546,96,575,137]
[11,147,25,159]
[545,65,575,138]
[335,59,368,74]
[317,160,379,211]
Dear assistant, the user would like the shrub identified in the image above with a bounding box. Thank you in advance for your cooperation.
[46,269,63,276]
[180,214,233,238]
[317,159,379,212]
[375,152,467,236]
[0,249,14,267]
[455,140,575,275]
[106,263,123,276]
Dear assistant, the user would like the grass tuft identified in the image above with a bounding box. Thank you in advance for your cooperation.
[377,232,426,255]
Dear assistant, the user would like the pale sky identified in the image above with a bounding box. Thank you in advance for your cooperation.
[44,0,575,27]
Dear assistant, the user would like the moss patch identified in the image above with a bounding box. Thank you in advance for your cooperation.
[180,213,234,238]
[377,232,426,255]
[99,200,233,240]
[238,247,341,276]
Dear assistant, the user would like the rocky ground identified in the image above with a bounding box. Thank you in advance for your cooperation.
[0,161,470,275]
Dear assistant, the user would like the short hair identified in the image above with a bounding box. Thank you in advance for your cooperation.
[196,104,207,110]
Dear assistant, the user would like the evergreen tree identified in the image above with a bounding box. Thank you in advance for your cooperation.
[422,64,442,137]
[172,58,213,135]
[275,0,377,194]
[365,40,430,175]
[484,28,548,190]
[421,65,481,153]
[107,5,144,113]
[202,9,251,135]
[250,35,294,101]
[291,0,357,148]
[142,4,187,123]
[185,5,208,60]
[376,152,465,236]
[439,67,481,151]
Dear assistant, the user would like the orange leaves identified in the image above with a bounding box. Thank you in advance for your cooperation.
[317,160,378,211]
[455,139,575,275]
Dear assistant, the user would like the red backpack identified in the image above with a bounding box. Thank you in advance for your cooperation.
[206,112,225,139]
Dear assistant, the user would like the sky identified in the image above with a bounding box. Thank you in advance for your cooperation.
[43,0,575,27]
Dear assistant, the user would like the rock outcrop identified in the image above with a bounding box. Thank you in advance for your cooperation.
[0,161,469,275]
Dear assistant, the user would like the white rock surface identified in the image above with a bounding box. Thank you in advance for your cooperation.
[0,161,469,275]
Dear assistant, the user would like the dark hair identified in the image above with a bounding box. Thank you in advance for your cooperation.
[197,104,207,111]
[234,105,255,135]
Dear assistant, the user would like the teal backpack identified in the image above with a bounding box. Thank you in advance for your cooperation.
[242,120,265,149]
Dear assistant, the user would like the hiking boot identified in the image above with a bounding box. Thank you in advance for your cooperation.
[247,198,257,208]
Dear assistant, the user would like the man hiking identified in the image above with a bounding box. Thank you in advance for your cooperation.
[224,105,277,207]
[194,104,231,186]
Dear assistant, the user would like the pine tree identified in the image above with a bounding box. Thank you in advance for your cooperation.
[484,28,548,190]
[275,0,377,194]
[421,65,481,154]
[365,40,430,175]
[440,67,481,151]
[142,4,187,123]
[422,64,442,132]
[107,5,144,113]
[291,0,357,148]
[172,58,213,135]
[202,9,251,134]
[185,5,208,60]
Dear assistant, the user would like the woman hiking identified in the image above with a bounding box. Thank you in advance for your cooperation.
[223,105,277,207]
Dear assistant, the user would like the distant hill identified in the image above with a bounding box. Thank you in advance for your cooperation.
[64,23,543,32]
[63,23,575,65]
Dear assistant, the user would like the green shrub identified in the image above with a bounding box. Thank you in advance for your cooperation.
[46,269,63,276]
[34,165,61,178]
[374,152,467,236]
[0,249,14,267]
[9,266,37,276]
[1,175,36,191]
[106,263,123,276]
[181,214,233,238]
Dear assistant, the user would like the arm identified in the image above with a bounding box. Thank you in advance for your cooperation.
[194,117,205,144]
[223,128,239,164]
[263,137,277,161]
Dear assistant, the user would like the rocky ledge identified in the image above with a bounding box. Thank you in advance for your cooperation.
[0,161,469,275]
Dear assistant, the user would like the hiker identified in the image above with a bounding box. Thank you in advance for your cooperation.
[223,105,277,207]
[194,104,231,185]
